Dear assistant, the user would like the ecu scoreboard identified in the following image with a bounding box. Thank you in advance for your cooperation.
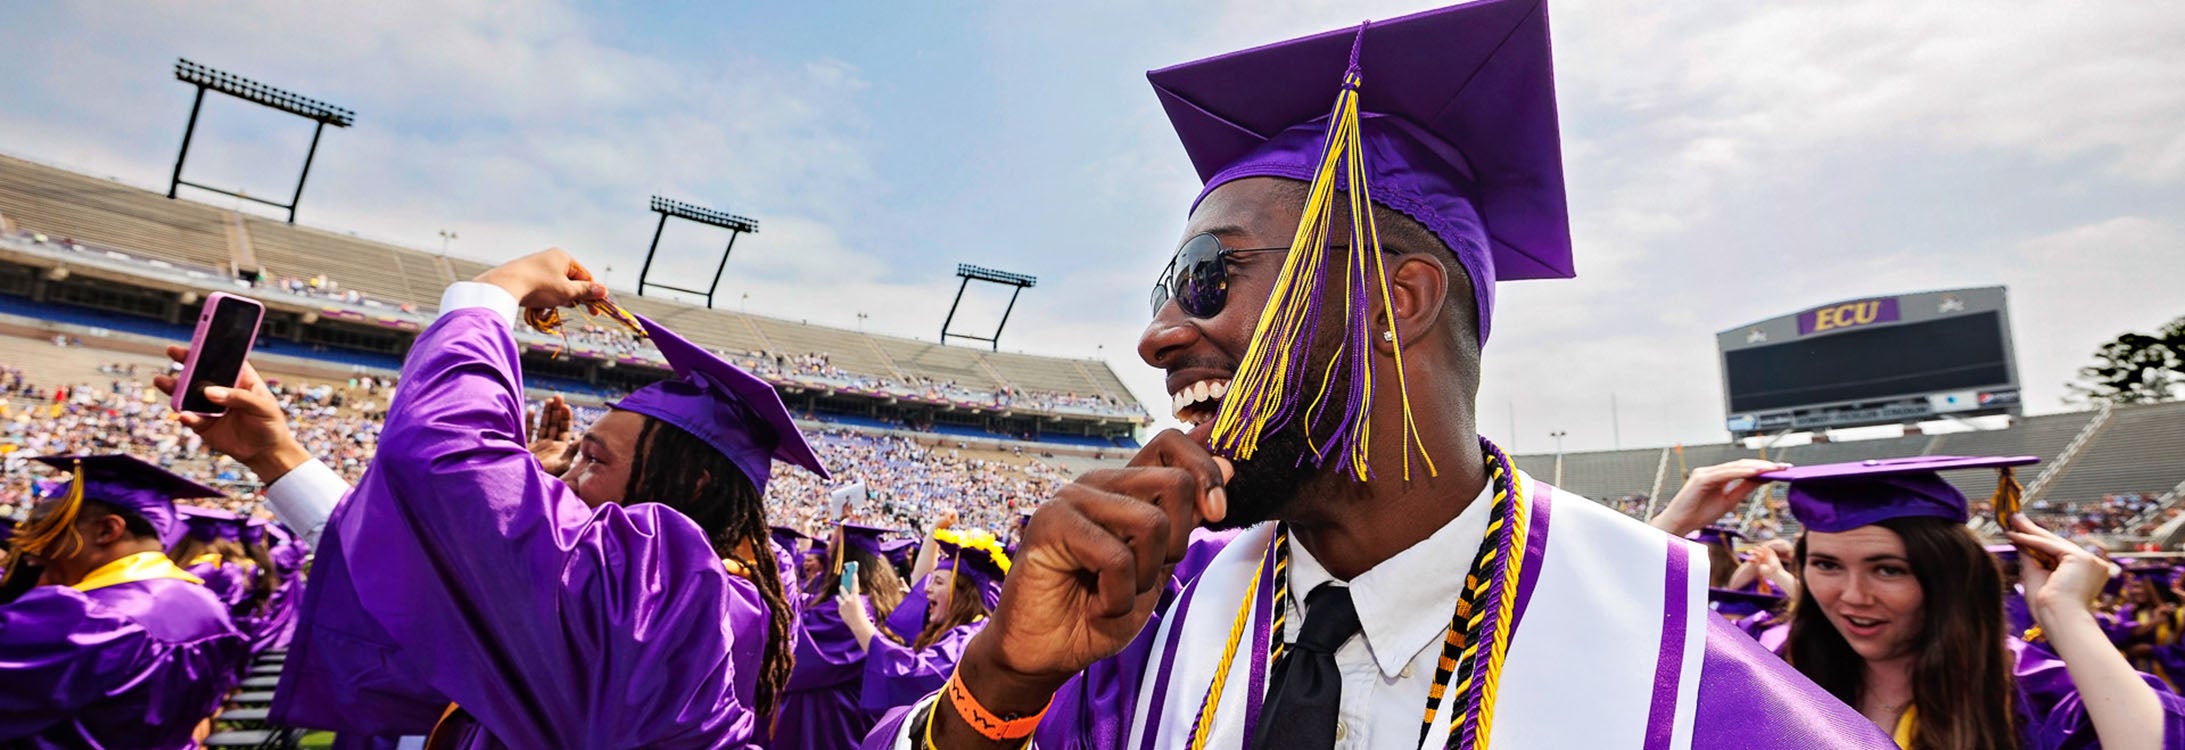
[1717,287,2020,437]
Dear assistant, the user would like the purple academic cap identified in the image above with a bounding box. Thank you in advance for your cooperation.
[1687,526,1745,547]
[611,314,831,493]
[837,523,898,559]
[176,504,242,546]
[1149,0,1571,344]
[241,517,268,546]
[770,525,812,553]
[0,516,16,544]
[31,455,224,546]
[1759,455,2040,534]
[1984,543,2020,565]
[1707,587,1785,619]
[879,537,918,570]
[934,530,1012,612]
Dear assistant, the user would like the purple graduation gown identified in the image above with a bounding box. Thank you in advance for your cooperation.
[273,308,773,749]
[861,524,1893,749]
[777,594,879,748]
[2010,638,2185,749]
[859,620,986,717]
[887,574,931,644]
[0,572,247,749]
[248,542,309,655]
[186,557,254,618]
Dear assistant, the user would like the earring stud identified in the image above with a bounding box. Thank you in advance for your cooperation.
[1382,330,1396,342]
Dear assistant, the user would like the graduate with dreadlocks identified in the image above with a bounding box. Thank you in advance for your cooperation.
[873,2,1892,748]
[254,248,827,749]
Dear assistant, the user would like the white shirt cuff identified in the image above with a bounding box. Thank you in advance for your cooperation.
[439,281,520,329]
[263,458,350,548]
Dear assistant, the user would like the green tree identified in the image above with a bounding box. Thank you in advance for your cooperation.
[2068,314,2185,405]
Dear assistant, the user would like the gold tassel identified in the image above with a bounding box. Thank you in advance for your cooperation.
[1205,51,1435,482]
[1992,467,2056,568]
[10,461,87,560]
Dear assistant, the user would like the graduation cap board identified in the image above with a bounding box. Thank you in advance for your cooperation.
[611,313,830,494]
[12,455,226,560]
[1150,0,1570,480]
[1707,587,1785,619]
[1761,456,2038,533]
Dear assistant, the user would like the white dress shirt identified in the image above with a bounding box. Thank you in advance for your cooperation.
[1279,480,1493,750]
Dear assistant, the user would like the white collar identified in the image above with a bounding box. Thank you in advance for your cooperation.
[1284,480,1496,678]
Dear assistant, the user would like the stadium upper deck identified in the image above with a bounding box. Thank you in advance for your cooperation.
[0,153,1148,433]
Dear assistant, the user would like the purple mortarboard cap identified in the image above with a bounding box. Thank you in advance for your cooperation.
[934,529,1012,611]
[1761,456,2039,534]
[838,523,896,559]
[1984,543,2020,565]
[611,314,831,493]
[1707,587,1785,619]
[241,517,268,546]
[0,516,16,544]
[30,455,224,546]
[1687,526,1745,547]
[1150,0,1571,345]
[176,504,242,545]
[879,537,918,570]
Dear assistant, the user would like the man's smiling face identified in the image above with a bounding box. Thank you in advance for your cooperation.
[1138,177,1347,529]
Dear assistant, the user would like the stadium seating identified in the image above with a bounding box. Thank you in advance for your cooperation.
[0,154,1144,421]
[0,155,235,274]
[2034,402,2185,502]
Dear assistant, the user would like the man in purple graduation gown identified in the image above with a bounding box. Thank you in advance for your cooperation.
[873,2,1892,748]
[0,455,248,750]
[271,249,830,749]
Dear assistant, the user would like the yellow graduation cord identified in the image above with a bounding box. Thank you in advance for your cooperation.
[72,551,203,591]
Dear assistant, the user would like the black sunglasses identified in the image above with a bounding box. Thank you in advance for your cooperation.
[1148,233,1292,319]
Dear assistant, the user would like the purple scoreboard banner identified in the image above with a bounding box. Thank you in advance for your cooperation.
[1798,297,1900,336]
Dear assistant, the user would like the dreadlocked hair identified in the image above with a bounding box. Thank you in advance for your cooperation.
[621,416,795,722]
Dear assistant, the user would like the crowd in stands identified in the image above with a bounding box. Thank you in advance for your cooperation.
[0,363,1067,548]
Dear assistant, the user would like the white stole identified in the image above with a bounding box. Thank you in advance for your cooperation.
[1126,472,1711,750]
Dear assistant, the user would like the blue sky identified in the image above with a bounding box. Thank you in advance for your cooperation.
[4,1,2183,455]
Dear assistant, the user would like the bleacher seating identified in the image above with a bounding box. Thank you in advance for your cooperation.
[2035,402,2185,502]
[0,155,236,274]
[0,154,1146,421]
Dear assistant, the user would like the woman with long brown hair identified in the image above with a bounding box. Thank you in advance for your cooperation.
[774,522,909,748]
[843,526,1009,716]
[1767,456,2181,749]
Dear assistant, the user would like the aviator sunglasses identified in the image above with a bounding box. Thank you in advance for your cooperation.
[1148,233,1294,319]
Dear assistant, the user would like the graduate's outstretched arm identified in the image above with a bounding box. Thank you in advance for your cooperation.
[2008,514,2171,750]
[930,430,1229,749]
[1648,459,1788,537]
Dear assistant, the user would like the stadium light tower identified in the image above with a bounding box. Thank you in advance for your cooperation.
[636,195,759,309]
[168,59,355,223]
[940,264,1037,351]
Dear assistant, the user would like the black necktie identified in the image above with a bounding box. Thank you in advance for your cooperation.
[1251,584,1362,749]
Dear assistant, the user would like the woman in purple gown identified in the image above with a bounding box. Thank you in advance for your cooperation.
[848,526,1008,717]
[1763,456,2183,748]
[279,250,828,749]
[774,523,907,748]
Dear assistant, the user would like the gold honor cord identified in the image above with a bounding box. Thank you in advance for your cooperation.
[11,461,88,560]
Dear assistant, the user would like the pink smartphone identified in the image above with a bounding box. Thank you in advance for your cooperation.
[172,292,266,416]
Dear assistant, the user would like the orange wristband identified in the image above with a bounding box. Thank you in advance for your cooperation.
[945,668,1048,742]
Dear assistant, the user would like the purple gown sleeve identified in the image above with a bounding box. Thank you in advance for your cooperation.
[327,309,765,749]
[788,595,872,692]
[859,621,984,715]
[887,575,931,642]
[2010,638,2185,749]
[859,528,1242,750]
[1689,613,1898,748]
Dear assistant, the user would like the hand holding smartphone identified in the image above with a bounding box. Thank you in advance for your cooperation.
[172,292,266,417]
[841,561,861,596]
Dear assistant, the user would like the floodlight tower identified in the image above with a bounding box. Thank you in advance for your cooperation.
[940,264,1037,351]
[636,195,759,309]
[168,59,355,223]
